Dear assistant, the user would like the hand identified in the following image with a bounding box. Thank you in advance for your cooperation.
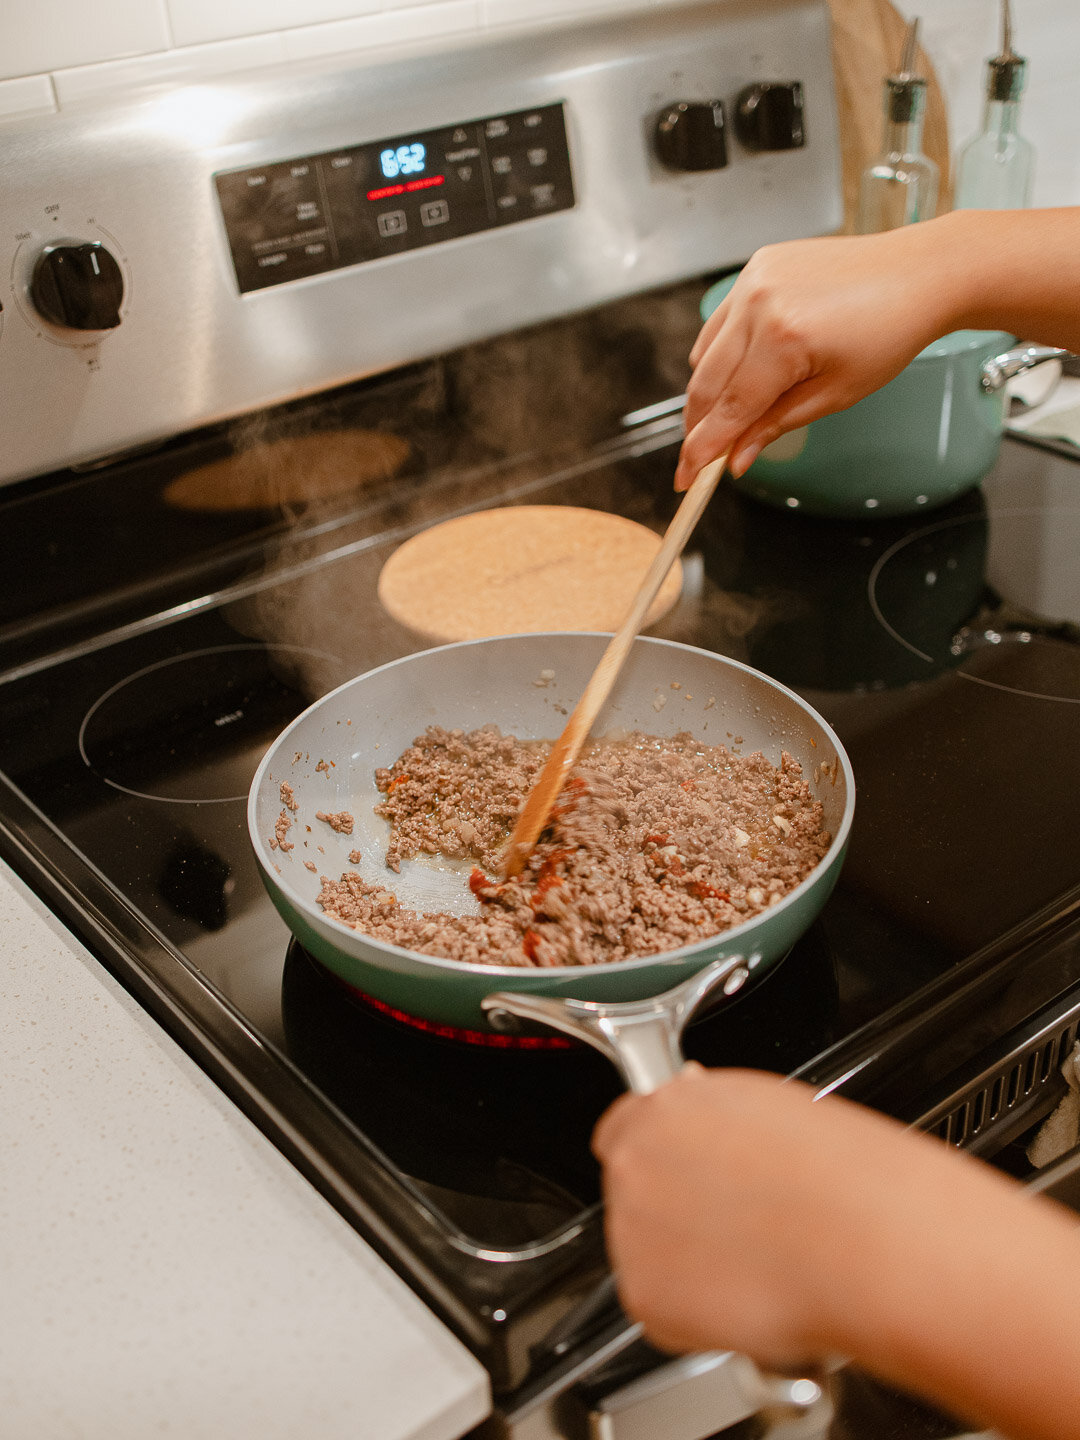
[592,1064,1080,1440]
[592,1066,870,1364]
[673,224,960,490]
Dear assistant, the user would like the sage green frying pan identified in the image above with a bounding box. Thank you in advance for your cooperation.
[248,632,854,1036]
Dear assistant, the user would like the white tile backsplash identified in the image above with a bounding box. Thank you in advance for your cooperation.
[51,32,286,106]
[0,0,170,84]
[168,0,379,48]
[280,1,478,63]
[0,72,56,118]
[3,0,1079,207]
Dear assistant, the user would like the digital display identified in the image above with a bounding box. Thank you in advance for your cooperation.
[380,142,426,178]
[215,103,575,293]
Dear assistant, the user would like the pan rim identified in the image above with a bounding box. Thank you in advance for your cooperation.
[248,631,855,979]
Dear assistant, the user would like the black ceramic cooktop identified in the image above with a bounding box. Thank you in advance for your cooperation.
[1,403,1078,1389]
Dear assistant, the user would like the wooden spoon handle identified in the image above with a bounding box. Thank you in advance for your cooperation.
[500,454,727,878]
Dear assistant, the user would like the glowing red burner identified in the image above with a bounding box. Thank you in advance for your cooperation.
[339,978,574,1050]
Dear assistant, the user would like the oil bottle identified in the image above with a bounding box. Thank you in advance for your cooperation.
[954,0,1034,209]
[856,18,939,233]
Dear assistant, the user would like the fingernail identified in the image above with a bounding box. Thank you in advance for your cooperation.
[730,442,761,479]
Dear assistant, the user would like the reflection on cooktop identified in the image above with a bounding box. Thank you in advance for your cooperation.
[280,930,841,1251]
[77,644,342,802]
[870,507,1080,703]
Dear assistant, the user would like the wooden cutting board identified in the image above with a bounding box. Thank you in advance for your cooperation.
[827,0,952,231]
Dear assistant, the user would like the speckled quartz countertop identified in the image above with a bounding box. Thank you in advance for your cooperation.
[0,857,489,1440]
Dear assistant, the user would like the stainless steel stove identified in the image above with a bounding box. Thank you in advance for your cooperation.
[3,5,1080,1437]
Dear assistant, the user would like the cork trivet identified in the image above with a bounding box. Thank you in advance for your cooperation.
[378,505,684,644]
[163,428,410,512]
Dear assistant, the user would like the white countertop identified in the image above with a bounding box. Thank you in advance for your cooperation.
[0,857,490,1440]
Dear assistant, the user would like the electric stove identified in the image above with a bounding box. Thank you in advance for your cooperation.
[3,6,1079,1434]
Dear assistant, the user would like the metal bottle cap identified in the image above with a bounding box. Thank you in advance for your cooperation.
[988,0,1027,103]
[987,53,1027,103]
[885,16,927,124]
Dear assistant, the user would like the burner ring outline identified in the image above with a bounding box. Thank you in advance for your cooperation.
[77,643,343,803]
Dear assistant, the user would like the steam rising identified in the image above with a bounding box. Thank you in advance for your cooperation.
[225,279,717,699]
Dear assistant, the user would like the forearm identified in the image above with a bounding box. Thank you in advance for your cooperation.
[918,207,1080,352]
[804,1119,1080,1440]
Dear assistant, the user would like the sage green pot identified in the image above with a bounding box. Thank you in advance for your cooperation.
[700,273,1065,518]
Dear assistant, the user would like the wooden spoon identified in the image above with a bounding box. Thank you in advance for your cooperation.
[499,454,728,879]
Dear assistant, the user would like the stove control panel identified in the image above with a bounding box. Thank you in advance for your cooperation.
[215,103,574,293]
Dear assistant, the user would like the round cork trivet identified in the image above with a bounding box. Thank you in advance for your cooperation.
[378,505,684,643]
[163,428,410,512]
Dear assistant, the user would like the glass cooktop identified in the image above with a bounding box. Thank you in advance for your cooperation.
[2,377,1079,1391]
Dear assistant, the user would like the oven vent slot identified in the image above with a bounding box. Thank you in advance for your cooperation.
[929,1017,1080,1149]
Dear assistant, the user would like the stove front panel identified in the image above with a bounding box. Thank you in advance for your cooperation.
[0,0,840,485]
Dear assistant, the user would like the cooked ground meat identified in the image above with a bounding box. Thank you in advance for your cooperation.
[271,809,294,852]
[316,725,831,968]
[316,809,355,835]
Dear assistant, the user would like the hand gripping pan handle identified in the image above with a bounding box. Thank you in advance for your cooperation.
[481,957,829,1425]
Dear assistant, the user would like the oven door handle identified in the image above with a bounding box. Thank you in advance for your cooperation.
[587,1349,832,1440]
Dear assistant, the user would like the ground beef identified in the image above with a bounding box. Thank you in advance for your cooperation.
[315,725,831,968]
[271,809,294,852]
[316,809,354,835]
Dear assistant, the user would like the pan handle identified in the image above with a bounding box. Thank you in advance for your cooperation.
[482,956,832,1427]
[482,954,756,1093]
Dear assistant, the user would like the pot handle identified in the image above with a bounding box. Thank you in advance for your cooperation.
[482,953,756,1093]
[980,343,1074,394]
[481,954,830,1424]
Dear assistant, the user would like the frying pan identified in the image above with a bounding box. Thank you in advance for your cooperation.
[248,632,854,1035]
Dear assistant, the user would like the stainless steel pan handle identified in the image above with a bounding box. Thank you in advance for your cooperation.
[481,958,829,1427]
[483,953,754,1092]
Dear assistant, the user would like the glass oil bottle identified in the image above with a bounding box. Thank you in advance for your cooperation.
[954,0,1034,209]
[856,17,940,234]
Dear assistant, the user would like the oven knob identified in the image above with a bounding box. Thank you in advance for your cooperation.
[734,82,806,152]
[30,241,124,330]
[654,100,728,172]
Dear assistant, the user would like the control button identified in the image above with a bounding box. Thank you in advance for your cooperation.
[492,155,513,175]
[654,100,728,172]
[497,194,517,210]
[377,210,407,237]
[486,118,510,138]
[420,199,450,227]
[734,82,805,152]
[527,147,548,167]
[530,183,555,208]
[524,112,543,128]
[452,127,469,143]
[457,165,473,182]
[30,240,124,330]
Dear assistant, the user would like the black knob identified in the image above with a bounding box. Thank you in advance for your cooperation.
[655,101,728,172]
[734,82,806,152]
[30,241,124,330]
